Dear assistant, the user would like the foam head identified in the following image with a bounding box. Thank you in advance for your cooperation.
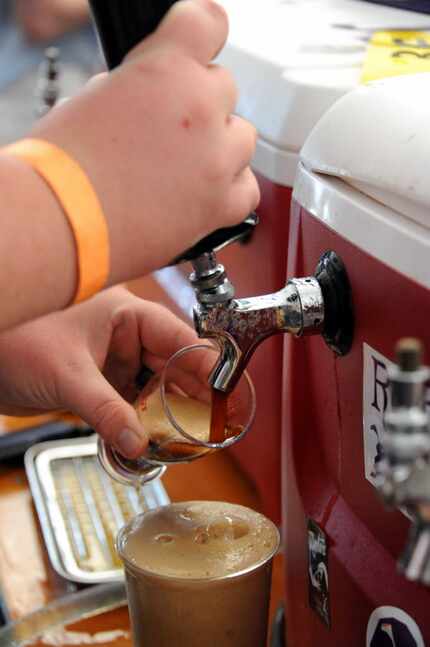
[119,501,279,580]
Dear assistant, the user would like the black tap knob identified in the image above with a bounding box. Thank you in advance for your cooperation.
[171,212,259,265]
[89,0,178,69]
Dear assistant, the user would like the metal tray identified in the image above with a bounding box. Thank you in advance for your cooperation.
[25,436,169,584]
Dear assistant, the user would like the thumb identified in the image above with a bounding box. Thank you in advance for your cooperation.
[63,368,148,459]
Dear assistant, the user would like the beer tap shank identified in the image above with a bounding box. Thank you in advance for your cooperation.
[177,222,354,393]
[379,338,430,585]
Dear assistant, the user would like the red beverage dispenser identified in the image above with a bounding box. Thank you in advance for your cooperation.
[283,72,430,646]
[154,0,427,523]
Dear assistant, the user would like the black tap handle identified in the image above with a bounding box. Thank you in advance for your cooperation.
[171,212,259,264]
[89,0,178,69]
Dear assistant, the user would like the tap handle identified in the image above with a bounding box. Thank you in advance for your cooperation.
[171,212,259,265]
[89,0,178,70]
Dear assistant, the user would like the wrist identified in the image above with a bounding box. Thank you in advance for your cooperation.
[4,138,111,305]
[0,152,76,328]
[30,89,154,287]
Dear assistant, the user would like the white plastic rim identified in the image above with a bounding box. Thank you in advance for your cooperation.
[160,344,257,450]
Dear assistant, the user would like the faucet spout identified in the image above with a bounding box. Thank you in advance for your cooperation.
[194,278,324,392]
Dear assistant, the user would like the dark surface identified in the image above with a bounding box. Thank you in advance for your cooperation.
[172,213,259,264]
[89,0,178,69]
[0,422,92,463]
[0,591,10,627]
[362,0,430,13]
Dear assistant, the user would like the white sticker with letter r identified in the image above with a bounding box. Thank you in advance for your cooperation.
[363,342,430,487]
[363,343,394,486]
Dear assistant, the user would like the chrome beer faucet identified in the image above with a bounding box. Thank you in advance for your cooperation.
[190,257,324,392]
[99,217,354,486]
[378,339,430,585]
[175,215,354,393]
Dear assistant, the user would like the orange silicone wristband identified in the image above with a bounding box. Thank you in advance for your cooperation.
[3,138,110,304]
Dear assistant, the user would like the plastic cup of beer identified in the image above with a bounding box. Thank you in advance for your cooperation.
[145,344,256,461]
[98,344,257,487]
[117,501,280,647]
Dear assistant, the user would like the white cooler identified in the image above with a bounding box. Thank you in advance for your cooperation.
[283,72,430,645]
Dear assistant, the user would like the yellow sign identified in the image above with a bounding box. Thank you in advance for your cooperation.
[361,31,430,83]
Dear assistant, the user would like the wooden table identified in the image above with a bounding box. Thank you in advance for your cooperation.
[0,276,284,644]
[0,452,283,646]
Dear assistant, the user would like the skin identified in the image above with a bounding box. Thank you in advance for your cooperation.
[0,0,259,456]
[0,286,214,458]
[0,0,260,331]
[14,0,90,43]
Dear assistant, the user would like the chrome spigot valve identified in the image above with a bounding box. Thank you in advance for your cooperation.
[171,212,258,308]
[189,252,235,306]
[379,338,430,585]
[170,220,354,392]
[192,250,352,393]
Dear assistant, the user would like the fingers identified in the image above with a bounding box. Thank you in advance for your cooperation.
[226,114,258,175]
[218,115,259,221]
[130,0,229,65]
[114,297,218,397]
[85,72,108,90]
[208,64,238,115]
[225,166,261,223]
[142,348,216,401]
[62,365,148,459]
[133,300,201,359]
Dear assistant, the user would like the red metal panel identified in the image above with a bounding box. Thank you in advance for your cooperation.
[283,199,430,645]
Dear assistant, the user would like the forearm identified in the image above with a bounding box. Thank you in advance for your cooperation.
[0,131,149,334]
[0,139,160,333]
[0,152,77,331]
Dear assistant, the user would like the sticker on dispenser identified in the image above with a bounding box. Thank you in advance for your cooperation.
[363,343,430,488]
[367,607,424,647]
[362,31,430,84]
[307,519,330,627]
[363,343,393,487]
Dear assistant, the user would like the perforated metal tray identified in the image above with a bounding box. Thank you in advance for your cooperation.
[25,436,169,584]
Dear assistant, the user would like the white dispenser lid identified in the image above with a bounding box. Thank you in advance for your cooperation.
[300,72,430,228]
[216,0,429,185]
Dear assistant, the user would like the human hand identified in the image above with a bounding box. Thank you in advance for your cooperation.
[15,0,90,43]
[0,286,209,458]
[31,0,260,287]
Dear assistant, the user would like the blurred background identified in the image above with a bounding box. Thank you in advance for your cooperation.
[0,0,101,145]
[0,0,429,146]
